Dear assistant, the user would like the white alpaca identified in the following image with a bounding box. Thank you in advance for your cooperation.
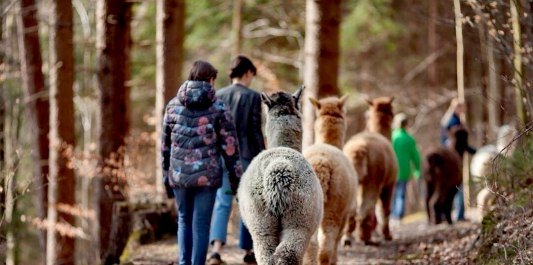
[238,87,323,265]
[303,96,357,265]
[471,125,518,220]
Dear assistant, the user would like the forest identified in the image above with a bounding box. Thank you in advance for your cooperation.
[0,0,532,264]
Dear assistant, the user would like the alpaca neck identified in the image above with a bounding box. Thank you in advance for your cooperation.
[367,114,392,140]
[266,115,302,152]
[315,124,345,149]
[269,131,302,151]
[316,134,344,149]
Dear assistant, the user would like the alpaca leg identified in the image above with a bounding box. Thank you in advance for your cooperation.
[303,230,318,265]
[274,227,310,265]
[247,214,280,265]
[341,212,356,246]
[318,221,343,265]
[254,233,280,265]
[430,193,443,224]
[256,235,279,264]
[332,217,347,264]
[379,183,394,240]
[342,186,359,247]
[358,188,379,244]
[425,182,435,224]
[443,190,456,224]
[477,188,494,220]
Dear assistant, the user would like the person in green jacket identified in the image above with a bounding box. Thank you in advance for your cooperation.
[391,113,421,224]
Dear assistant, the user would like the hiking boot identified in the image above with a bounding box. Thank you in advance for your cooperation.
[207,252,223,265]
[243,252,257,264]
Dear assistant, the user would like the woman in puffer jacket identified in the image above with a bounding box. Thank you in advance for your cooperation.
[161,60,243,265]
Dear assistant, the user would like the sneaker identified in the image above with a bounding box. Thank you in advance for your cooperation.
[243,252,257,264]
[207,252,223,265]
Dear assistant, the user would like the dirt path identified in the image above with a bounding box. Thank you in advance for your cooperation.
[127,211,481,265]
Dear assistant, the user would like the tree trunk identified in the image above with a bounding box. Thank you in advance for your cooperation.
[155,0,185,201]
[47,0,76,264]
[96,0,132,263]
[3,85,23,265]
[231,0,243,56]
[4,115,17,265]
[453,0,465,104]
[0,11,5,219]
[510,0,526,125]
[302,0,341,148]
[73,0,97,262]
[473,4,489,144]
[453,0,470,209]
[428,0,438,92]
[487,34,499,138]
[17,0,50,256]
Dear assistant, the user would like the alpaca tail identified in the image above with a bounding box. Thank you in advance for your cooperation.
[263,159,295,216]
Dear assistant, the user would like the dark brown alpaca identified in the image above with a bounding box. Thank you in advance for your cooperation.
[424,126,470,224]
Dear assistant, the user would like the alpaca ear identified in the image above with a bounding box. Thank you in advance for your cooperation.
[339,95,349,108]
[388,96,395,104]
[293,85,304,109]
[261,93,273,108]
[309,97,321,109]
[365,99,373,106]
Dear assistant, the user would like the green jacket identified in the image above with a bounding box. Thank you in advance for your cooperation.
[392,128,421,181]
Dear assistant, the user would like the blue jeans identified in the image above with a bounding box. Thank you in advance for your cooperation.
[391,180,408,219]
[454,185,465,220]
[210,160,253,250]
[174,187,218,265]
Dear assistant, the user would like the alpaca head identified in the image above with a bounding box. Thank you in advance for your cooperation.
[447,125,470,157]
[365,96,394,139]
[261,86,304,151]
[309,95,348,148]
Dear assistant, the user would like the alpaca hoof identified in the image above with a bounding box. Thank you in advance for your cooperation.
[384,234,393,241]
[341,235,354,247]
[343,239,352,247]
[363,240,380,246]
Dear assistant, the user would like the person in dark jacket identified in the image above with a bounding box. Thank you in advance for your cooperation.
[208,56,265,265]
[161,60,243,265]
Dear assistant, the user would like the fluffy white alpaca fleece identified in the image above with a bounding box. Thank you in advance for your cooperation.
[238,147,323,265]
[238,87,323,265]
[471,125,518,221]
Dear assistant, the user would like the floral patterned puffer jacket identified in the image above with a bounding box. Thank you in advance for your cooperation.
[162,80,243,193]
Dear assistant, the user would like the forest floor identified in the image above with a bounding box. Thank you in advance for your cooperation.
[127,210,482,265]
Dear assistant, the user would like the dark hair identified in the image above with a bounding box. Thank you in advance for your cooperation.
[229,55,257,79]
[400,118,409,128]
[188,60,218,82]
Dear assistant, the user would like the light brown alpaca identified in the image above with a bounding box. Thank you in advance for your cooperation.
[303,96,358,265]
[342,96,397,246]
[365,97,394,140]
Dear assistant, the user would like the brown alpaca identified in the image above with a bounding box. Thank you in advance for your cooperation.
[342,132,397,245]
[342,97,397,245]
[424,147,462,224]
[365,97,394,140]
[424,127,465,224]
[303,96,358,265]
